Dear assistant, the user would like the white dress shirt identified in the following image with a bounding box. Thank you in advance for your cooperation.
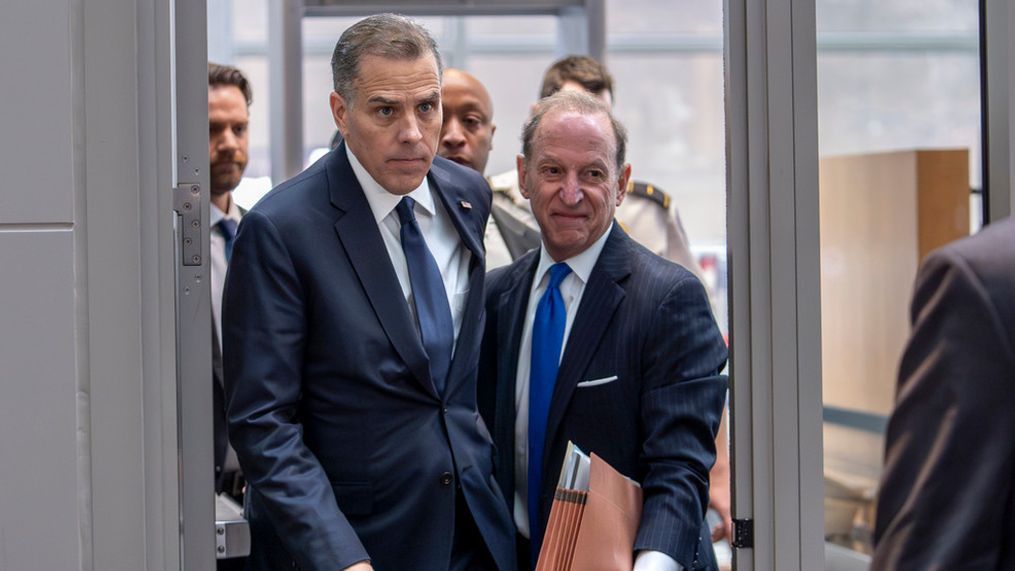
[347,145,471,345]
[512,223,682,571]
[210,197,243,473]
[210,197,243,350]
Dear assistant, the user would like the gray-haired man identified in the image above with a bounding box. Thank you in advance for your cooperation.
[223,14,515,571]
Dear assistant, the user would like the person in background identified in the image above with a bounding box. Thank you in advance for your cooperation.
[207,62,250,508]
[873,216,1015,570]
[438,68,539,269]
[478,91,728,570]
[222,14,514,571]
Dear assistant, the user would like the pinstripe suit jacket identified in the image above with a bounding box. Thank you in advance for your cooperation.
[873,217,1015,570]
[478,224,728,569]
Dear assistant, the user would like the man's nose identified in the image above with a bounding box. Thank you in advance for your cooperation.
[216,130,238,155]
[559,172,583,205]
[399,114,424,144]
[441,120,465,149]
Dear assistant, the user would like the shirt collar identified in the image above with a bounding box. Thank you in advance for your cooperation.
[346,144,434,224]
[533,222,614,289]
[210,194,242,226]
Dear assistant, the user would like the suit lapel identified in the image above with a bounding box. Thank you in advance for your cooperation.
[428,162,487,393]
[327,144,438,399]
[491,253,538,499]
[543,226,631,466]
[429,161,485,263]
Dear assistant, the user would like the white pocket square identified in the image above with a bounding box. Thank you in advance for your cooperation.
[576,375,618,388]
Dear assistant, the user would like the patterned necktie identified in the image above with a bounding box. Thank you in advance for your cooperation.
[395,197,454,395]
[217,218,238,262]
[528,262,572,557]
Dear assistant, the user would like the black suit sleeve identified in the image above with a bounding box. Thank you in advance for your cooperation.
[636,273,728,565]
[223,210,369,570]
[873,248,1015,570]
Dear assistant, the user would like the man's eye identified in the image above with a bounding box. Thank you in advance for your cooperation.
[378,107,394,117]
[419,102,434,113]
[587,169,605,179]
[464,116,481,128]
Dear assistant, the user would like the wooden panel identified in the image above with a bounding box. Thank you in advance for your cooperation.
[917,149,970,260]
[819,149,970,416]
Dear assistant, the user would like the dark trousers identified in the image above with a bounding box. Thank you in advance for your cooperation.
[515,533,532,571]
[450,488,497,571]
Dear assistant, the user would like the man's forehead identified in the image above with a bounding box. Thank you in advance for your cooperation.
[539,110,612,141]
[443,73,492,105]
[354,54,440,87]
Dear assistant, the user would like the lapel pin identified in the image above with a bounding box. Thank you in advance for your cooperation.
[459,200,473,210]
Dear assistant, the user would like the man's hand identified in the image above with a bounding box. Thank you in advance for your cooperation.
[709,411,733,542]
[343,562,373,571]
[709,475,733,542]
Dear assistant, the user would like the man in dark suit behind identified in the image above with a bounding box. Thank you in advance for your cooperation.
[873,216,1015,570]
[478,91,727,570]
[223,14,514,571]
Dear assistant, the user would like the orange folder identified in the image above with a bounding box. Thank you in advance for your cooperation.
[535,444,643,571]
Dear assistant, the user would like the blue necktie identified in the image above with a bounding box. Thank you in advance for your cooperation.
[217,218,238,262]
[528,262,572,558]
[396,197,454,395]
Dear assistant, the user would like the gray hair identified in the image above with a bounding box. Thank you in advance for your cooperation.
[521,90,628,170]
[330,14,443,103]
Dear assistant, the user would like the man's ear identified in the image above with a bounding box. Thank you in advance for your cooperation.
[516,154,530,199]
[616,163,632,206]
[489,123,496,150]
[330,91,348,135]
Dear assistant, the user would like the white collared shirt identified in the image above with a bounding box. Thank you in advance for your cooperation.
[513,223,613,538]
[211,197,243,349]
[347,145,471,344]
[512,222,682,571]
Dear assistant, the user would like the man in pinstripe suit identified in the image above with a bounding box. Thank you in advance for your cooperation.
[477,90,728,570]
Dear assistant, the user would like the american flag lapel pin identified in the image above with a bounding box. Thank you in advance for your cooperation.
[459,200,472,210]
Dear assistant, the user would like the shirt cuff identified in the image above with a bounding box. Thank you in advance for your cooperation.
[634,550,683,571]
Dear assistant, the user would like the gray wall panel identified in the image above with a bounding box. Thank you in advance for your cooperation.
[0,3,76,224]
[0,230,80,571]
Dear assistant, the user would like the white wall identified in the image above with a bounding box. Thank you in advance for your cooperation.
[0,1,166,568]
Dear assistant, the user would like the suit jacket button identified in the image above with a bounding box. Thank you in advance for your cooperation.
[440,472,454,486]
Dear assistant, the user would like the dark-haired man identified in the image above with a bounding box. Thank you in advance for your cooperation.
[223,14,514,571]
[208,62,251,503]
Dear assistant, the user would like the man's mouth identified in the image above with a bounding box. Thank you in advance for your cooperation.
[211,162,239,173]
[444,155,471,167]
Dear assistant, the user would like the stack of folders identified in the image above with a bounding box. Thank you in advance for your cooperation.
[535,442,643,571]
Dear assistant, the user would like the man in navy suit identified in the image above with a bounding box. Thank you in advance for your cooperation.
[223,14,515,571]
[477,91,727,570]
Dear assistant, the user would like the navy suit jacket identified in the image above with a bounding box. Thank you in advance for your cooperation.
[223,146,516,571]
[873,217,1015,570]
[478,225,728,569]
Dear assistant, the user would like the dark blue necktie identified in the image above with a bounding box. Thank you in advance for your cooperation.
[217,218,238,262]
[528,262,572,558]
[396,197,454,395]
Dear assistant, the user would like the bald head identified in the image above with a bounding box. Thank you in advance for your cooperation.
[439,69,496,174]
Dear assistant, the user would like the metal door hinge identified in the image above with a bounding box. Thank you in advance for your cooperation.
[732,518,754,548]
[173,183,203,266]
